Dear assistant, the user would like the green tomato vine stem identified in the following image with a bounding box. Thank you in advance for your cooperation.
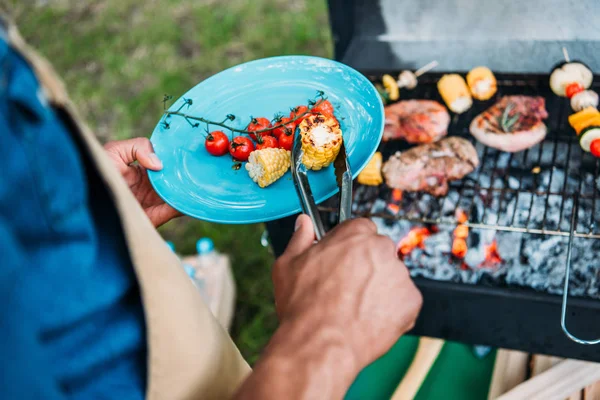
[161,92,327,136]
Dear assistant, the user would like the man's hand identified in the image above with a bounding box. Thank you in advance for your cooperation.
[235,215,422,400]
[104,138,180,227]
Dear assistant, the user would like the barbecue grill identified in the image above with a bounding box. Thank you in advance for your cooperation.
[266,0,600,362]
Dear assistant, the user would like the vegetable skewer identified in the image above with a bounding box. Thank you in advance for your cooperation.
[381,60,438,102]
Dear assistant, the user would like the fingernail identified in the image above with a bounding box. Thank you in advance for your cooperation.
[294,215,303,232]
[149,153,163,169]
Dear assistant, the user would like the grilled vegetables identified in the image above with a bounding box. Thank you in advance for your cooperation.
[550,62,593,97]
[469,96,548,152]
[245,148,291,188]
[568,107,600,134]
[579,127,600,156]
[467,67,497,101]
[438,74,473,114]
[357,152,383,186]
[571,90,599,112]
[568,107,600,156]
[299,113,343,170]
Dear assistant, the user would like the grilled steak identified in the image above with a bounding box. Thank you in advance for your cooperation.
[384,100,450,143]
[382,137,479,196]
[469,95,548,152]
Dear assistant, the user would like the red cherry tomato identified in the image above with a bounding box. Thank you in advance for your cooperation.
[591,139,600,158]
[229,136,254,161]
[279,130,294,151]
[256,135,279,150]
[271,117,296,139]
[289,105,309,126]
[311,99,335,117]
[205,131,230,156]
[565,82,584,99]
[247,117,272,141]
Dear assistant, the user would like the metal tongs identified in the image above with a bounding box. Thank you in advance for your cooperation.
[291,128,352,241]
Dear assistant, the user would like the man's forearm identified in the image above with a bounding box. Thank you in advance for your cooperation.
[234,318,360,400]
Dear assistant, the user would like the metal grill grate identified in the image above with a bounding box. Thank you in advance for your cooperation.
[319,73,600,240]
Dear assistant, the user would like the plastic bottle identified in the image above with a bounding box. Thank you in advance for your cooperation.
[166,240,209,302]
[196,238,218,270]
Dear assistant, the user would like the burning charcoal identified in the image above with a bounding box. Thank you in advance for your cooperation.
[508,176,520,189]
[495,232,522,261]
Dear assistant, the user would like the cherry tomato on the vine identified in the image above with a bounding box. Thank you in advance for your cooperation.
[271,116,296,139]
[289,105,309,126]
[279,130,294,151]
[256,135,279,150]
[311,99,335,117]
[229,136,254,161]
[247,117,272,141]
[205,131,230,156]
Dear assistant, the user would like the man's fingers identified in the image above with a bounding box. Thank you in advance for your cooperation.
[104,138,163,171]
[282,215,315,260]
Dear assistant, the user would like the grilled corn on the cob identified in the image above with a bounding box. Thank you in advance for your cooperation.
[466,66,497,101]
[299,113,343,170]
[357,152,383,186]
[438,74,472,114]
[245,148,291,188]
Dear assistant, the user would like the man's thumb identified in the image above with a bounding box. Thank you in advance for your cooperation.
[283,214,315,259]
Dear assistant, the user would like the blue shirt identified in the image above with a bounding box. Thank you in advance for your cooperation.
[0,35,146,398]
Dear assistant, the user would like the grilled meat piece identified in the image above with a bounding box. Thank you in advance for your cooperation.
[469,95,548,152]
[382,137,479,196]
[384,100,450,143]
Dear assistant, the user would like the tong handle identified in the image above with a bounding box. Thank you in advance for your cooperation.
[338,169,353,223]
[292,166,326,241]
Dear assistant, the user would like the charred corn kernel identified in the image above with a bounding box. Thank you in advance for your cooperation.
[438,74,472,114]
[299,113,343,171]
[245,148,291,188]
[382,74,400,101]
[357,152,383,186]
[466,66,497,101]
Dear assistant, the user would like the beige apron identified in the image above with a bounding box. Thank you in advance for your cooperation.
[2,16,251,400]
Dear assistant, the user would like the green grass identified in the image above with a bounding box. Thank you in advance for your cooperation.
[11,0,332,364]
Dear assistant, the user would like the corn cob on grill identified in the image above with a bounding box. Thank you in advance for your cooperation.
[438,74,473,114]
[299,113,343,170]
[357,152,383,186]
[245,148,291,188]
[466,66,497,101]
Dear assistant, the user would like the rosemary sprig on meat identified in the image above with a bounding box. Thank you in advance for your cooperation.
[498,102,520,133]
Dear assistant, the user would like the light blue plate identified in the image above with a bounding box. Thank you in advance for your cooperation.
[149,56,384,224]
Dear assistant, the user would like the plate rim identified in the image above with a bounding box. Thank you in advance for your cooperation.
[148,55,384,224]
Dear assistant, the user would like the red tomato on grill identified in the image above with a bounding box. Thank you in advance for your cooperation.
[229,136,254,161]
[247,117,272,141]
[591,139,600,158]
[565,82,584,99]
[205,131,230,156]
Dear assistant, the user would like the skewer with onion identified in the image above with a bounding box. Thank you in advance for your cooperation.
[380,60,438,102]
[550,47,597,111]
[557,48,600,157]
